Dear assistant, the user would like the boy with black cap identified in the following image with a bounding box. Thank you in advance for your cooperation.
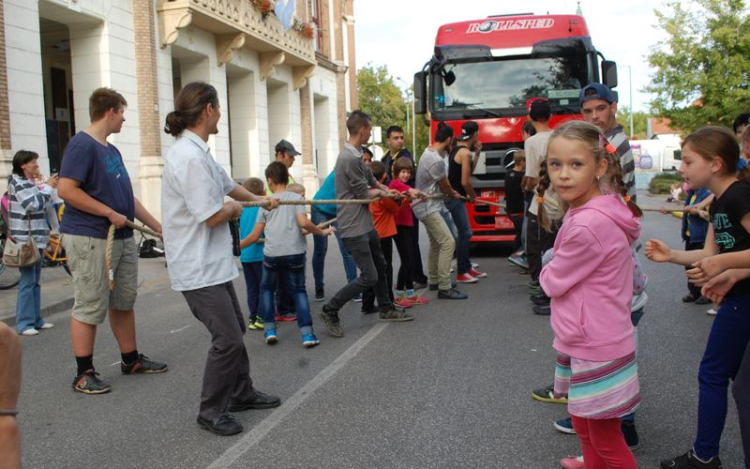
[579,83,635,200]
[447,121,486,283]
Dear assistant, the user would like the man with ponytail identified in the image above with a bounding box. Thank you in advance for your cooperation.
[161,82,280,436]
[58,88,167,395]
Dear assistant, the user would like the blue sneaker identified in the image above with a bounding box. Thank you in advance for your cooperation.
[554,417,576,435]
[302,333,320,348]
[264,330,278,345]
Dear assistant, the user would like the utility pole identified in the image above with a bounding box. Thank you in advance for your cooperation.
[397,77,417,153]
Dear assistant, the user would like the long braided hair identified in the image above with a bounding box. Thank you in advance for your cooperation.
[537,120,643,231]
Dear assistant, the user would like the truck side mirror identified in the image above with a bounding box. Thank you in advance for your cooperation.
[602,60,618,89]
[414,71,427,115]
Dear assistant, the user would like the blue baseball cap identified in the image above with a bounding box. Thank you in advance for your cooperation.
[579,83,616,104]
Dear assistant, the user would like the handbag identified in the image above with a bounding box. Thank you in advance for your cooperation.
[2,193,40,268]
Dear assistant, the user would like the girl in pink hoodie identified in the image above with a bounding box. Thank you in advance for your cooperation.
[538,121,643,469]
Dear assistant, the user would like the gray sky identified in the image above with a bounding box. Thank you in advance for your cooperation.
[354,0,668,113]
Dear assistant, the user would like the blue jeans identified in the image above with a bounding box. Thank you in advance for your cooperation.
[694,292,750,459]
[311,206,357,289]
[444,199,473,275]
[241,261,262,321]
[259,254,312,335]
[15,250,44,333]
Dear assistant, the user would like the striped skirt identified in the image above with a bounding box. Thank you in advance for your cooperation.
[553,352,640,419]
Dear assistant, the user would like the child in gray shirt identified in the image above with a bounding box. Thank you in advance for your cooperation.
[244,162,335,347]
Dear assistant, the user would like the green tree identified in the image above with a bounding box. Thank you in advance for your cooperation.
[357,63,407,137]
[646,0,750,132]
[616,107,650,139]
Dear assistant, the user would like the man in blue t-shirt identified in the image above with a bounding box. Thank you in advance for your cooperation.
[58,88,167,395]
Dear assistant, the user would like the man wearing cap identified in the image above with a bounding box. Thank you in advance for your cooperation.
[446,121,486,283]
[524,99,562,315]
[270,139,300,189]
[579,83,636,200]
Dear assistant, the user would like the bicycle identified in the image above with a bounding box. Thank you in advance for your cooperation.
[0,235,20,290]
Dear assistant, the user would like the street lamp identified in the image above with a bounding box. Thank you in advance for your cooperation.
[397,77,417,154]
[620,65,634,138]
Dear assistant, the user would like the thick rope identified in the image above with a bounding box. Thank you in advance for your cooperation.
[106,221,162,291]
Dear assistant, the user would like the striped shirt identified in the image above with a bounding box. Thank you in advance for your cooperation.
[606,125,636,200]
[8,175,53,249]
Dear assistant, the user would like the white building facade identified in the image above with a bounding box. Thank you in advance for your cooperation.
[0,0,358,218]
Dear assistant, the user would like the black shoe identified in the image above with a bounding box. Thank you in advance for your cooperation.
[314,287,325,302]
[121,354,168,374]
[660,450,722,469]
[196,414,243,436]
[438,288,468,300]
[682,293,698,303]
[413,282,427,290]
[72,369,112,395]
[227,391,281,412]
[694,296,710,305]
[621,421,639,450]
[530,293,550,306]
[533,304,551,316]
[361,305,379,315]
[528,280,540,288]
[320,305,344,338]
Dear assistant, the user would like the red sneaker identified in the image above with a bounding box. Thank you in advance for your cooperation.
[406,295,429,305]
[456,273,478,283]
[559,456,584,469]
[468,268,487,279]
[394,297,414,308]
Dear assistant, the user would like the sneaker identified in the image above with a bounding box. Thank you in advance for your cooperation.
[302,333,320,348]
[533,304,551,316]
[468,268,487,279]
[320,306,344,338]
[472,262,479,269]
[406,295,429,306]
[682,293,698,303]
[39,322,54,330]
[393,297,414,308]
[413,282,427,291]
[560,456,585,469]
[530,293,551,306]
[196,413,243,437]
[72,370,112,394]
[264,330,278,344]
[694,296,710,305]
[20,329,39,336]
[277,313,297,322]
[531,385,568,404]
[121,354,168,374]
[360,305,379,315]
[456,273,478,283]
[379,309,415,322]
[508,255,529,269]
[706,308,718,316]
[353,294,363,303]
[248,318,264,330]
[314,287,325,302]
[622,421,639,450]
[660,450,722,469]
[554,417,576,434]
[438,288,468,299]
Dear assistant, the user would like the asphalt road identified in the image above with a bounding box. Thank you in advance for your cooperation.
[14,211,744,469]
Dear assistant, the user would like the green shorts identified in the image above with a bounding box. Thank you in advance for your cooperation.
[62,234,138,326]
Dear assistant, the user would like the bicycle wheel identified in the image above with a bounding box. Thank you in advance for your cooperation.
[0,263,19,289]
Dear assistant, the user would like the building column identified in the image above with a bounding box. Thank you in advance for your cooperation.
[344,0,357,110]
[0,0,14,189]
[133,0,163,219]
[299,82,318,195]
[333,0,347,148]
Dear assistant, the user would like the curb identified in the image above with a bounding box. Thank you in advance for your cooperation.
[0,296,74,327]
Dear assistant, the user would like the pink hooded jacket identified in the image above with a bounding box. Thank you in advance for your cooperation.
[540,194,641,361]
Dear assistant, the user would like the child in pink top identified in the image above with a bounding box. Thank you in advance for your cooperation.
[389,158,428,306]
[538,121,643,469]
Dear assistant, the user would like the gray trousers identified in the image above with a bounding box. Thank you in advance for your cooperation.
[328,229,393,313]
[182,281,256,420]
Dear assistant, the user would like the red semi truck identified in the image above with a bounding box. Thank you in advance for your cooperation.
[413,13,618,243]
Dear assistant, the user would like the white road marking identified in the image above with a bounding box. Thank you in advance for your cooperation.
[207,322,389,469]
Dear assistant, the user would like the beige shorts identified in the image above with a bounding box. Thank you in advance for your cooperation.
[62,234,138,326]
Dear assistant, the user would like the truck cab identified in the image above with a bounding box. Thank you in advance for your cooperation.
[414,14,617,243]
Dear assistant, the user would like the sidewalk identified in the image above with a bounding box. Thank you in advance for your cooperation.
[0,256,171,326]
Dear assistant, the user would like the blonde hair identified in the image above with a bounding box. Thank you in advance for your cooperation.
[287,183,306,197]
[537,120,642,231]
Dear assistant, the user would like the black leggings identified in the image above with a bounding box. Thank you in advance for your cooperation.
[393,225,414,291]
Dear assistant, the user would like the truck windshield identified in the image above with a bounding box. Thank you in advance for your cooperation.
[432,52,592,115]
